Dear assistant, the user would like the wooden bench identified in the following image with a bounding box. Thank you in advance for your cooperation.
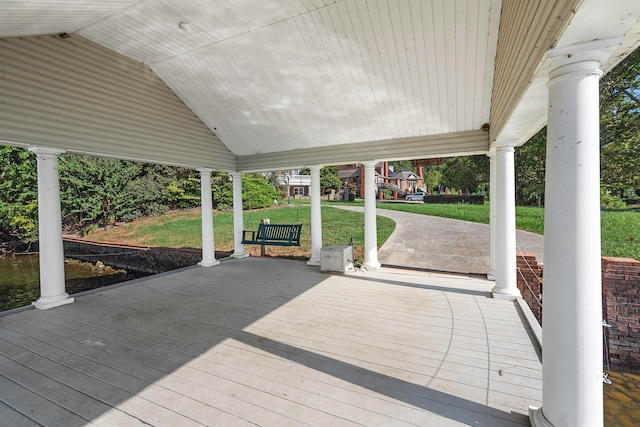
[241,224,302,247]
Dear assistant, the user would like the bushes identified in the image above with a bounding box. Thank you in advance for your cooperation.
[424,194,485,205]
[601,189,627,209]
[241,176,280,209]
[0,147,280,241]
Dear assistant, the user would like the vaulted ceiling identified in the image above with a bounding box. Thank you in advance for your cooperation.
[1,0,639,171]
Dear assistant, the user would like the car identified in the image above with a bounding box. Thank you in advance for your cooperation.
[405,192,425,201]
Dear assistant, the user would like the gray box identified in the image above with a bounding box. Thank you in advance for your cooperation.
[321,245,353,273]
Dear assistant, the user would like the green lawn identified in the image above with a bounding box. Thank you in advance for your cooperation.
[88,201,640,261]
[325,200,639,260]
[87,205,395,262]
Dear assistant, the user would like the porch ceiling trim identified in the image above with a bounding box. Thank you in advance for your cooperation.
[236,130,488,172]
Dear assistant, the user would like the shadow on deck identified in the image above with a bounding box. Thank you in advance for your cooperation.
[0,257,541,426]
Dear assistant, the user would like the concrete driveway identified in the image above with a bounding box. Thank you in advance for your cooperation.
[336,206,544,276]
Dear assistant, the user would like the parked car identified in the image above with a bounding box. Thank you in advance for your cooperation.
[405,192,425,201]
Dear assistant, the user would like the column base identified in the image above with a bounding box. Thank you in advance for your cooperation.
[529,406,554,427]
[492,285,522,300]
[487,269,496,281]
[232,252,249,259]
[33,293,74,310]
[307,258,321,266]
[199,259,220,267]
[363,261,381,271]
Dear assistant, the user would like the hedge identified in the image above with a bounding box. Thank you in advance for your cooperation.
[424,195,485,205]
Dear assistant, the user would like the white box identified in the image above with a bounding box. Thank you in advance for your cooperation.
[321,245,353,273]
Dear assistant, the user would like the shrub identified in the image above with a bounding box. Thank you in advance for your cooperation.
[601,189,626,209]
[424,195,485,205]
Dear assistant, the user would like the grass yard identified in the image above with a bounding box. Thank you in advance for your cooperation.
[327,200,544,233]
[85,205,395,262]
[86,200,640,261]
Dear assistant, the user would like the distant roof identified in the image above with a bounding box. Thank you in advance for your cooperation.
[392,170,421,180]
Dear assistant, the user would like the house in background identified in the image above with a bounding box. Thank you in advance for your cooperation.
[278,170,311,198]
[336,162,425,199]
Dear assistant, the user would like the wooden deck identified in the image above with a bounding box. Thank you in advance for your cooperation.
[0,258,542,426]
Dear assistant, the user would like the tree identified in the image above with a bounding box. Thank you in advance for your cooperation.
[300,167,342,194]
[600,46,640,196]
[515,128,546,206]
[440,155,489,192]
[0,147,38,241]
[422,168,442,191]
[319,166,341,193]
[59,155,143,227]
[389,160,415,173]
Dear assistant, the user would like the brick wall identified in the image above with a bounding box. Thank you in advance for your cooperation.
[602,257,640,373]
[516,252,543,324]
[516,253,640,373]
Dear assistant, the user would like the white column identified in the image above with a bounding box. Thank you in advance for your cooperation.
[30,147,73,310]
[197,168,219,267]
[487,150,497,281]
[492,141,521,299]
[530,43,615,427]
[307,165,322,266]
[231,172,248,259]
[363,161,381,270]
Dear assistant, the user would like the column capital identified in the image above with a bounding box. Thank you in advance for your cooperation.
[196,167,213,175]
[547,37,621,81]
[361,160,377,168]
[229,171,242,178]
[307,164,322,172]
[492,140,518,152]
[29,146,66,157]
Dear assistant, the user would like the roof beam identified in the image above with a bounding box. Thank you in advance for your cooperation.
[236,130,489,172]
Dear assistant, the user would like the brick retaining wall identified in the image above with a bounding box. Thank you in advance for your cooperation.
[516,252,543,324]
[602,257,640,373]
[516,252,640,373]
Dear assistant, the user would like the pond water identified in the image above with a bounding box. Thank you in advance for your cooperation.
[0,254,145,311]
[605,371,640,426]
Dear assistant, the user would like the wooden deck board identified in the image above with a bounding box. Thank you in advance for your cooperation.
[0,257,541,426]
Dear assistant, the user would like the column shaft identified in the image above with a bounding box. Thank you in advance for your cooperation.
[198,168,219,267]
[30,147,73,309]
[533,49,609,427]
[231,172,248,259]
[488,150,497,280]
[493,142,521,299]
[363,161,380,270]
[307,166,322,266]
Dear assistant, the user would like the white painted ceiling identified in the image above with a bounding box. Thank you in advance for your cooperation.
[0,0,500,160]
[1,0,640,169]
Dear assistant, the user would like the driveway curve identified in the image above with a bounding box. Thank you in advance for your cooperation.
[335,206,544,276]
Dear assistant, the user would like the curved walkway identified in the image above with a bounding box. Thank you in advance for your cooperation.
[336,206,544,275]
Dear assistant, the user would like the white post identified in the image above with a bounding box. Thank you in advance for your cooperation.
[492,141,521,299]
[307,165,322,266]
[363,161,381,270]
[231,172,248,259]
[487,149,497,280]
[30,147,74,310]
[197,168,219,267]
[530,43,615,427]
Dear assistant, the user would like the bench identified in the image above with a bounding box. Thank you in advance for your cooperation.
[241,224,302,247]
